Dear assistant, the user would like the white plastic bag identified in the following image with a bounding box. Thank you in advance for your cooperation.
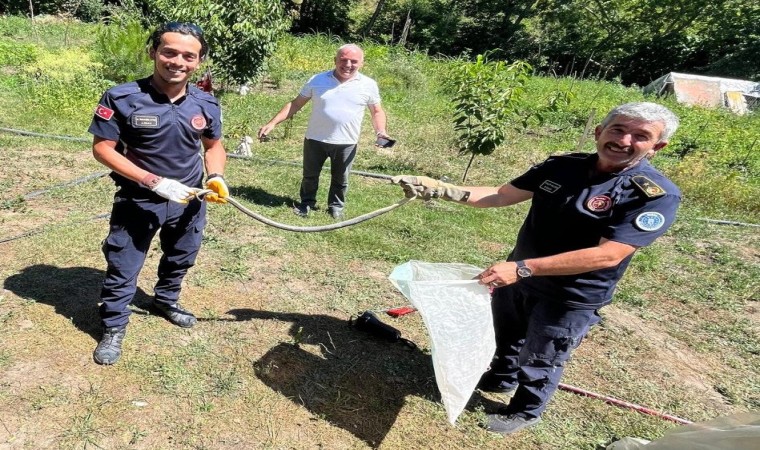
[389,260,495,424]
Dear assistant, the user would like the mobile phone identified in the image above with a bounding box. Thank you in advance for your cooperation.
[376,137,396,148]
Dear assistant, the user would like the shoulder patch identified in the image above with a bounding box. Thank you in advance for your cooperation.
[632,175,666,197]
[95,104,114,121]
[635,212,665,231]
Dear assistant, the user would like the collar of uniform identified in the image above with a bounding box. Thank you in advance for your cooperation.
[590,153,652,177]
[139,76,188,104]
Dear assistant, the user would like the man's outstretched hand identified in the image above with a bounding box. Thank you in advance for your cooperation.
[391,175,470,202]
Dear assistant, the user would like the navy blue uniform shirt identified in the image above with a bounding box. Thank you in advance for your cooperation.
[88,77,222,189]
[509,152,681,309]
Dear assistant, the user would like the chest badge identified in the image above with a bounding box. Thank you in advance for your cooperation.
[132,115,159,128]
[539,180,561,193]
[587,195,612,212]
[191,115,207,130]
[635,212,665,231]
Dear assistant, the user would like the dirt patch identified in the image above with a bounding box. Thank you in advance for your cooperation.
[603,306,727,403]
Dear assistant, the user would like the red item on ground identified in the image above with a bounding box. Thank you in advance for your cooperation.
[386,306,416,317]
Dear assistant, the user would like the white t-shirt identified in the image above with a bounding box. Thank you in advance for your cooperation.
[300,70,381,144]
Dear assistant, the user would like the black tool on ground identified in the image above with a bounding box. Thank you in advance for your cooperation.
[350,311,416,348]
[375,137,396,148]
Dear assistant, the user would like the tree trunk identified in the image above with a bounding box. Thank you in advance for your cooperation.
[363,0,386,36]
[462,152,476,183]
[399,10,411,46]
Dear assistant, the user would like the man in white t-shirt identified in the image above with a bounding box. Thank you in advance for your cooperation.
[258,44,393,219]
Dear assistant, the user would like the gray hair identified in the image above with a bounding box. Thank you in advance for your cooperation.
[600,102,680,141]
[336,43,364,60]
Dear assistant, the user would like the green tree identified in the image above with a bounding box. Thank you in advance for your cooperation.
[146,0,290,84]
[448,55,531,182]
[284,0,359,35]
[531,0,757,84]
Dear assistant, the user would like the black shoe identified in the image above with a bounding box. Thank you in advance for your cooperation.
[93,326,126,365]
[328,209,344,220]
[484,414,541,434]
[154,301,197,328]
[293,204,311,217]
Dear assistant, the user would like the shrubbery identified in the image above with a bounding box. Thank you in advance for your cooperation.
[144,0,291,84]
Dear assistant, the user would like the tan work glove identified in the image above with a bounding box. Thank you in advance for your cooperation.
[391,175,470,202]
[204,174,229,204]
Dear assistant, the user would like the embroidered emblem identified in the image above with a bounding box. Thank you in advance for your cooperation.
[635,212,665,231]
[132,115,159,128]
[587,195,612,212]
[191,115,207,130]
[95,104,114,121]
[632,175,666,197]
[539,180,561,193]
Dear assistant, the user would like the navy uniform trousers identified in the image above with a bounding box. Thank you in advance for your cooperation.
[99,189,206,329]
[489,283,601,418]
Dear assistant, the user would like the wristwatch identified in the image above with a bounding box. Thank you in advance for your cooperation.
[516,260,533,279]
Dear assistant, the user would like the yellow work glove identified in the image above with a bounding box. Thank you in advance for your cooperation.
[204,174,229,204]
[391,175,470,202]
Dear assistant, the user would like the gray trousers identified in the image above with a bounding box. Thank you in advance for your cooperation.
[300,139,357,212]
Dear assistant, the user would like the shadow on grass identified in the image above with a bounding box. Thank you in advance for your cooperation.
[231,185,295,208]
[227,308,444,448]
[3,264,152,340]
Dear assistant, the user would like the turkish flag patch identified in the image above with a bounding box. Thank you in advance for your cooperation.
[95,104,114,121]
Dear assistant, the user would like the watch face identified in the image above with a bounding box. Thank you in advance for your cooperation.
[517,267,532,278]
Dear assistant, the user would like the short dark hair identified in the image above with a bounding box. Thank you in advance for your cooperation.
[147,22,208,59]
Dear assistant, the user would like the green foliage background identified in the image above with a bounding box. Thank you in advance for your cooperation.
[0,17,757,450]
[144,0,291,83]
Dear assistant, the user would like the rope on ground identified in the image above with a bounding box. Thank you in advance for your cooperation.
[24,171,110,199]
[0,127,90,142]
[3,126,413,232]
[696,218,760,228]
[2,127,397,181]
[0,213,110,245]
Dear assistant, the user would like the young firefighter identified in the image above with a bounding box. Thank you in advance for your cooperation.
[88,22,228,365]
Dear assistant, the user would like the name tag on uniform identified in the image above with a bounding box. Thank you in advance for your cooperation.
[132,115,160,128]
[539,180,561,193]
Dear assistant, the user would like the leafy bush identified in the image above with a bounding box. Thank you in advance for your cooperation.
[20,47,110,119]
[92,20,152,83]
[0,38,39,66]
[145,0,291,84]
[264,33,338,87]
